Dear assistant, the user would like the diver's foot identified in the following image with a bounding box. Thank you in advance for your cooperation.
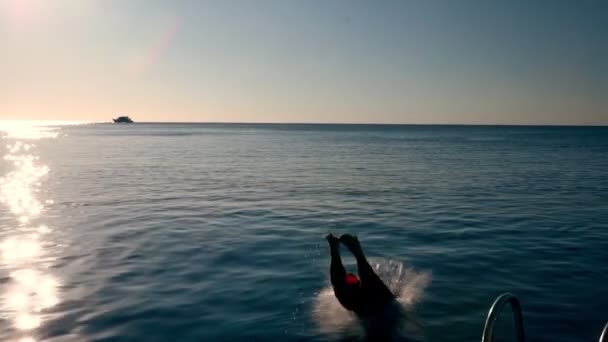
[326,233,340,248]
[339,234,363,255]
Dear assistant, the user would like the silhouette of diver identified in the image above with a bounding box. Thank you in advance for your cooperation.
[327,233,395,318]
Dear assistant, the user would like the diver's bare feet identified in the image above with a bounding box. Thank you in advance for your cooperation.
[326,233,340,249]
[339,234,364,255]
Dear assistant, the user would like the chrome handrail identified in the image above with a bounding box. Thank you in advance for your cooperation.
[600,321,608,342]
[481,293,526,342]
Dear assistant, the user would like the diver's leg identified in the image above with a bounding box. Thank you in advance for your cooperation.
[327,233,359,311]
[340,234,394,300]
[327,233,346,288]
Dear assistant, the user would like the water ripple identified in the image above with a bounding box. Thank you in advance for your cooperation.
[2,124,607,341]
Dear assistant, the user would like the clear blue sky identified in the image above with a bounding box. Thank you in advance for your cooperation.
[1,0,606,124]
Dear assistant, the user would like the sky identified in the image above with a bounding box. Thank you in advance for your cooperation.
[0,0,606,124]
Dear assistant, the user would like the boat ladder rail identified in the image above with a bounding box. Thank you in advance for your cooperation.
[600,321,608,342]
[481,293,525,342]
[481,293,608,342]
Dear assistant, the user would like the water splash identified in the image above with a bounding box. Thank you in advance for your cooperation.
[313,258,431,340]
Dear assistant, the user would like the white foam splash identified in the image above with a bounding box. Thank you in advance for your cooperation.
[312,258,431,340]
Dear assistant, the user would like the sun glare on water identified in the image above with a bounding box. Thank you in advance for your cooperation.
[0,122,66,341]
[0,121,90,140]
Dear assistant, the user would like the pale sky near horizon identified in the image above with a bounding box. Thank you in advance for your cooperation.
[1,0,606,124]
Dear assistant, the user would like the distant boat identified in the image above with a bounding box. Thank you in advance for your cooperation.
[113,116,134,123]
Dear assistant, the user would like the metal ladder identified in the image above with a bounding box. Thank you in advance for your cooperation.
[481,293,608,342]
[600,321,608,342]
[481,293,526,342]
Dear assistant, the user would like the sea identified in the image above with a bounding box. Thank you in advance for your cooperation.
[0,122,606,342]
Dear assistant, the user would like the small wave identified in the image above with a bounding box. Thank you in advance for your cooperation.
[465,137,506,142]
[312,259,431,341]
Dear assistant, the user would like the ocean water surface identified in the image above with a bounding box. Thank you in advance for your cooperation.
[0,123,606,342]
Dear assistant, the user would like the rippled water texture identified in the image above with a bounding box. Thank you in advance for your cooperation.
[0,123,606,342]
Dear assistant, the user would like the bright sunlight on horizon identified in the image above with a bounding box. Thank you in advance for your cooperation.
[1,0,606,125]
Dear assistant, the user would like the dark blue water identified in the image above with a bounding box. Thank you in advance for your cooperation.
[1,124,607,342]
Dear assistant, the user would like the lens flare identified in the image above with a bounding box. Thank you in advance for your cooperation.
[124,16,180,77]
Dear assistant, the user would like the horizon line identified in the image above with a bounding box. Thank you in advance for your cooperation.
[1,120,607,127]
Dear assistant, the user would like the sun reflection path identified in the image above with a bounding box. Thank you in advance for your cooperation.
[0,130,61,342]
